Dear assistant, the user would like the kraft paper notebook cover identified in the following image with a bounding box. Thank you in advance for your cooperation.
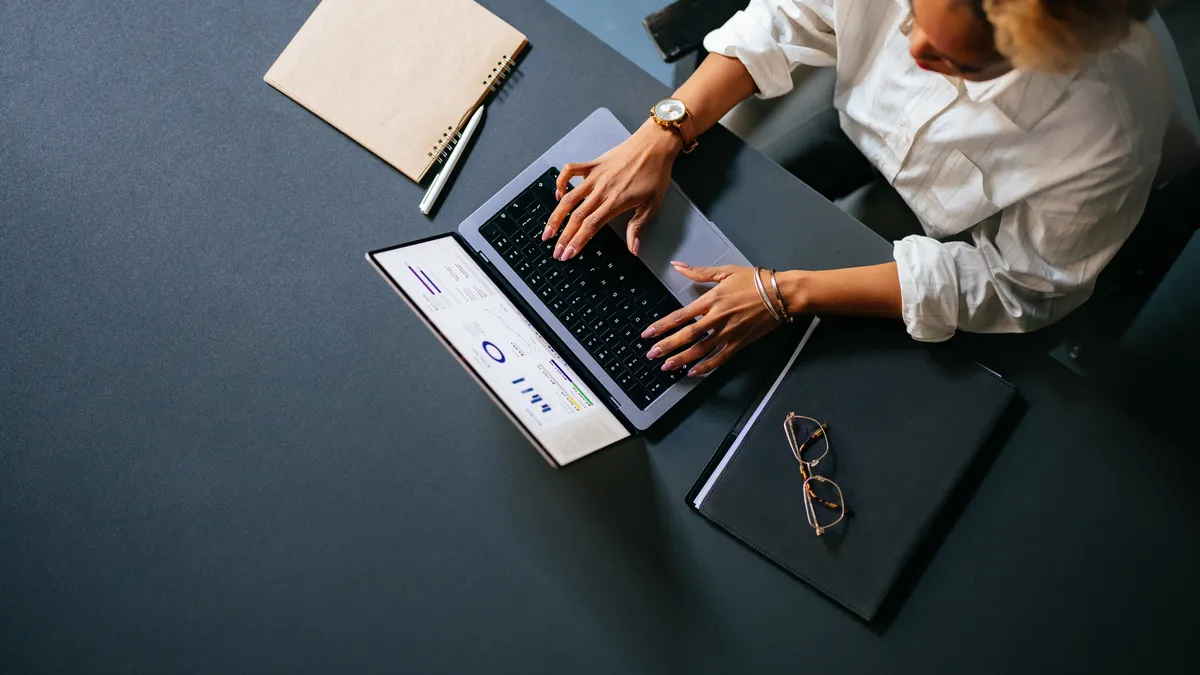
[265,0,528,182]
[688,318,1016,620]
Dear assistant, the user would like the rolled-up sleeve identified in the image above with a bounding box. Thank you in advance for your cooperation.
[893,157,1157,341]
[702,0,837,98]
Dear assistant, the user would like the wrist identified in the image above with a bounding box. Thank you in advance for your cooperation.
[776,270,812,316]
[638,118,685,157]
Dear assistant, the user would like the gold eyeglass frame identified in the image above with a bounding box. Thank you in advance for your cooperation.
[784,413,847,536]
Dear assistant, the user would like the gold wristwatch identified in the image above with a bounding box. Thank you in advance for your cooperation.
[650,98,698,153]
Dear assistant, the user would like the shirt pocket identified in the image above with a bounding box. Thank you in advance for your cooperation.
[926,149,998,235]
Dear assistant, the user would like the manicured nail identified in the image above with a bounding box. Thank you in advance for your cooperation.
[631,237,640,256]
[670,260,689,268]
[542,226,553,241]
[661,360,675,371]
[646,348,662,359]
[641,327,657,338]
[555,189,562,200]
[687,369,703,377]
[562,246,576,260]
[553,244,564,259]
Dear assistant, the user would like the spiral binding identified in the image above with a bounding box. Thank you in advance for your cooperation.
[483,55,517,94]
[428,127,462,163]
[427,54,518,164]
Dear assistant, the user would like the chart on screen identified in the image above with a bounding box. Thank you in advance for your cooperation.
[373,237,629,464]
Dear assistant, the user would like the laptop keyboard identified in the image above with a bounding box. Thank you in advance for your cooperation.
[479,167,689,410]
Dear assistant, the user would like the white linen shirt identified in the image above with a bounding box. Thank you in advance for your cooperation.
[704,0,1170,340]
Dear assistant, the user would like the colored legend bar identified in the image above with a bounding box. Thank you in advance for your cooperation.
[550,360,572,382]
[571,383,593,407]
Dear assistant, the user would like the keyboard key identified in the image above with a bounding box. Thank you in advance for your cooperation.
[615,370,635,389]
[568,320,590,339]
[481,221,502,242]
[623,382,649,406]
[501,244,523,263]
[660,367,685,384]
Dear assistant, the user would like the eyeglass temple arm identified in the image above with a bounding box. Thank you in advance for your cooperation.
[795,423,828,455]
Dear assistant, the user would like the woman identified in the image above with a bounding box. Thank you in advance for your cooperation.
[542,0,1166,376]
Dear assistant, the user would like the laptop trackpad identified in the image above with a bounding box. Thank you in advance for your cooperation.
[624,184,730,299]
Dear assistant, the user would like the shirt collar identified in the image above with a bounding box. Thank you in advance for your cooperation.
[963,68,1077,131]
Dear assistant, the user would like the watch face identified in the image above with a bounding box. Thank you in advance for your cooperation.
[654,98,686,123]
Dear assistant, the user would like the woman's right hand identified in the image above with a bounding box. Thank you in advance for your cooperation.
[543,119,683,261]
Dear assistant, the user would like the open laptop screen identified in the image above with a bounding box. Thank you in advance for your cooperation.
[369,235,631,466]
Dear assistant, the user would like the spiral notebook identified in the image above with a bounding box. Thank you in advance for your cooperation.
[265,0,527,183]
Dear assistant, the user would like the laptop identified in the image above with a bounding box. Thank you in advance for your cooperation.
[368,108,751,466]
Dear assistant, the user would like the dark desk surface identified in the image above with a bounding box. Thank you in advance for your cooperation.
[2,1,1197,672]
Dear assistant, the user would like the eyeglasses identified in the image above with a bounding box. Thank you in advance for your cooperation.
[784,413,848,536]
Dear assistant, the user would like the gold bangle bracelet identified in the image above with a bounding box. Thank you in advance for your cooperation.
[769,269,793,323]
[753,266,785,324]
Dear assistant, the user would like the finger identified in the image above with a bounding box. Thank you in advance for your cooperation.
[688,342,737,377]
[641,297,710,339]
[555,162,593,200]
[555,192,606,260]
[545,181,592,244]
[660,333,721,371]
[669,262,737,284]
[625,203,654,255]
[563,200,622,259]
[645,319,714,360]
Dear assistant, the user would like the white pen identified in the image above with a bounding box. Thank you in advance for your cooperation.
[419,105,485,215]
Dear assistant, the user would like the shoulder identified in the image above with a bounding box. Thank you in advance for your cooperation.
[1042,22,1170,170]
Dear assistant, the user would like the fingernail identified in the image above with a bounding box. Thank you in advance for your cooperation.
[661,360,675,371]
[631,237,640,255]
[542,226,553,241]
[555,189,562,200]
[646,348,662,359]
[641,327,657,338]
[687,369,703,377]
[553,244,563,259]
[670,260,689,268]
[562,246,576,260]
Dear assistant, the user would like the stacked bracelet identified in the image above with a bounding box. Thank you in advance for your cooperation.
[769,269,793,323]
[753,266,786,324]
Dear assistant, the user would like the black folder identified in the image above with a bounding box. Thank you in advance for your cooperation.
[688,317,1016,620]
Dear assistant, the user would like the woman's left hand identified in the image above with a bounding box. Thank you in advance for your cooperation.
[642,262,790,377]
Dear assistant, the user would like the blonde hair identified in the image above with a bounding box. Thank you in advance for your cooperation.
[982,0,1154,72]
